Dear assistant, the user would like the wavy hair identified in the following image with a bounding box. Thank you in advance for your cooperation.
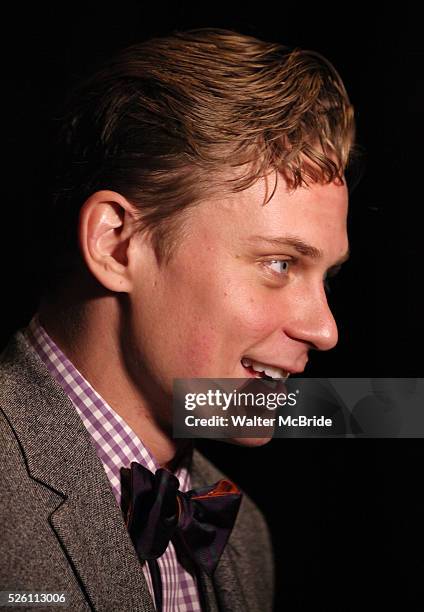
[46,28,355,291]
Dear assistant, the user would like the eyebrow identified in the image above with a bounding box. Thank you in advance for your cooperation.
[247,234,350,266]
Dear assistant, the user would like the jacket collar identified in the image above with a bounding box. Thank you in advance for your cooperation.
[1,331,155,611]
[1,329,246,612]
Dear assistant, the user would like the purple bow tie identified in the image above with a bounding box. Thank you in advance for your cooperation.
[121,462,242,610]
[121,461,242,573]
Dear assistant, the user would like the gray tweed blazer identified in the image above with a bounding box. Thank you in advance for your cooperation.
[0,330,274,611]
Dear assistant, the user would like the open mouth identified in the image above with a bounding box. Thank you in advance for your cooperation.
[241,357,290,381]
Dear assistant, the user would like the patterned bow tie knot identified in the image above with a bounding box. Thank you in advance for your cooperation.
[121,462,242,576]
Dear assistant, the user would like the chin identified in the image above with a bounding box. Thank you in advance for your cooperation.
[224,437,273,447]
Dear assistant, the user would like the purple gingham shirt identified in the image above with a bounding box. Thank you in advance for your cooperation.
[24,314,202,612]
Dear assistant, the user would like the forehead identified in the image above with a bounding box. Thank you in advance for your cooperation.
[185,175,349,256]
[233,176,347,231]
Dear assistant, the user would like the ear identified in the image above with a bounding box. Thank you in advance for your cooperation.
[78,190,140,293]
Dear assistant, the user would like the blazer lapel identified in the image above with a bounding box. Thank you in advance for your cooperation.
[1,331,155,612]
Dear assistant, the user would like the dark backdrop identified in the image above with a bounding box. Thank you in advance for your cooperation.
[2,3,422,610]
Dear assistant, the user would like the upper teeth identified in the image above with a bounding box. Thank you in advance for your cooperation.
[241,358,290,380]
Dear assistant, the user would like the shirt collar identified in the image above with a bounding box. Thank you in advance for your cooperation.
[24,313,192,504]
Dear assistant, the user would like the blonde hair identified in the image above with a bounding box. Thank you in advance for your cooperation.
[48,28,355,288]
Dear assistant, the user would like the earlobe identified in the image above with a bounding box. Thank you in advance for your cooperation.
[78,190,137,293]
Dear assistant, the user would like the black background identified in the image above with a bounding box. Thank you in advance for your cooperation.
[2,3,423,610]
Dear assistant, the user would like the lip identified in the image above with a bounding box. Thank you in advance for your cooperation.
[242,364,264,379]
[237,364,288,395]
[241,357,304,377]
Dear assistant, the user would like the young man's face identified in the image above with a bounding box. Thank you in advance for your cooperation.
[125,175,349,406]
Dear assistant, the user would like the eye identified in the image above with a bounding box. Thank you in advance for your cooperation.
[324,276,332,294]
[324,264,342,295]
[266,259,291,275]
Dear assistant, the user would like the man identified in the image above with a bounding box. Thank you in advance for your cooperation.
[0,29,354,611]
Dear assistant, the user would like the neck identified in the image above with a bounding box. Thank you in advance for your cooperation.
[38,295,186,468]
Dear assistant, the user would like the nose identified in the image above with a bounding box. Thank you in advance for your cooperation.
[284,287,339,352]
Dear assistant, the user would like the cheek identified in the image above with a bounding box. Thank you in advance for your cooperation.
[229,295,279,340]
[165,295,274,374]
[177,329,219,374]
